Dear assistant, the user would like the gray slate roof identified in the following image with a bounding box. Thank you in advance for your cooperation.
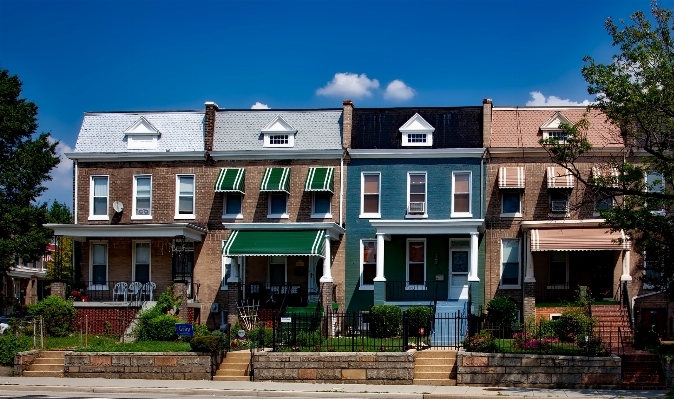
[213,110,342,151]
[74,112,205,153]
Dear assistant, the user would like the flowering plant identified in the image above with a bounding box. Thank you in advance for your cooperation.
[513,332,558,351]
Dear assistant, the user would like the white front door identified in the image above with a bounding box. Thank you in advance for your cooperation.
[449,249,469,299]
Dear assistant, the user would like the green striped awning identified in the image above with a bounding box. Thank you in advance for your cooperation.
[222,230,326,257]
[214,168,245,193]
[260,168,290,193]
[305,167,334,192]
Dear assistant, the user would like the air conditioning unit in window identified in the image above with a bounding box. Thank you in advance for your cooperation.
[551,200,569,213]
[408,202,426,214]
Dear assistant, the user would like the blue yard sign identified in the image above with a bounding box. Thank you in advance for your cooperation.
[175,323,194,337]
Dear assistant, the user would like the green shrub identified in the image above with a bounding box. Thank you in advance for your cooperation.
[406,306,432,337]
[370,305,402,338]
[154,286,181,314]
[295,329,322,347]
[486,296,517,327]
[136,309,180,341]
[192,323,210,337]
[463,330,498,353]
[190,334,223,353]
[27,295,76,337]
[0,334,31,366]
[554,309,595,342]
[634,325,661,351]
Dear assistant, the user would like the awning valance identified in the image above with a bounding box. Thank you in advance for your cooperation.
[222,230,325,257]
[499,167,525,189]
[530,228,630,251]
[547,166,575,189]
[260,168,290,193]
[305,167,334,192]
[214,168,245,193]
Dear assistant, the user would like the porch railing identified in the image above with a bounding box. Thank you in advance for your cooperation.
[534,281,580,303]
[385,280,438,302]
[73,280,168,304]
[243,282,306,309]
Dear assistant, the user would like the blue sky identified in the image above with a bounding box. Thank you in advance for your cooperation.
[0,0,653,207]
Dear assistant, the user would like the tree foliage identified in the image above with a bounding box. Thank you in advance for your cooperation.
[0,68,60,275]
[45,201,73,281]
[541,3,674,295]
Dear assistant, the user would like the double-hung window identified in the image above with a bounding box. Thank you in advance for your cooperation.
[406,239,426,289]
[312,192,331,217]
[360,240,376,289]
[407,172,427,216]
[133,242,151,283]
[175,175,195,219]
[361,172,381,217]
[451,172,471,217]
[502,191,522,217]
[224,194,243,218]
[89,176,109,220]
[268,193,288,218]
[133,175,152,219]
[90,241,108,289]
[646,172,665,215]
[500,239,520,287]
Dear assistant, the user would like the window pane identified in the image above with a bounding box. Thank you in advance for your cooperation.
[226,194,242,214]
[502,240,519,263]
[135,243,150,264]
[454,173,469,192]
[92,244,106,265]
[363,194,379,213]
[409,264,424,284]
[502,263,519,285]
[363,241,376,263]
[363,175,379,194]
[363,263,376,285]
[270,193,287,214]
[135,264,150,283]
[452,251,469,273]
[502,191,520,214]
[648,173,664,193]
[93,177,108,196]
[270,258,285,284]
[136,177,151,196]
[408,241,424,263]
[136,197,151,213]
[314,192,331,214]
[179,176,194,194]
[179,196,193,214]
[93,197,107,215]
[454,193,470,213]
[92,264,106,284]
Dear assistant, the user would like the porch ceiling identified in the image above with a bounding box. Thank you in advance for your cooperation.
[45,223,207,241]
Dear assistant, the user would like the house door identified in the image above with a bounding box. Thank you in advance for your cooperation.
[307,258,323,303]
[449,249,469,299]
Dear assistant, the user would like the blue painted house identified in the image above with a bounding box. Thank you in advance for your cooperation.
[343,101,489,322]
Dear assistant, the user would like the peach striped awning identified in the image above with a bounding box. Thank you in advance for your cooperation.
[547,167,575,188]
[592,166,619,187]
[499,167,525,189]
[530,228,631,251]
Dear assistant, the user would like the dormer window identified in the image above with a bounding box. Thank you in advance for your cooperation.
[400,113,434,147]
[261,115,296,148]
[540,112,572,143]
[124,117,160,150]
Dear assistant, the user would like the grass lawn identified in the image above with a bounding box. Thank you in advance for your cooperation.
[43,335,192,352]
[493,338,595,356]
[276,337,406,352]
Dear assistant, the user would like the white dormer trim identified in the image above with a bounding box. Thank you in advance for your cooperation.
[540,111,572,141]
[125,117,160,150]
[399,113,434,147]
[261,115,297,148]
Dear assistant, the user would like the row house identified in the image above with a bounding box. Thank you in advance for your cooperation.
[343,101,489,322]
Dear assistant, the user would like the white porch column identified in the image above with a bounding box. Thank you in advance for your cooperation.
[621,250,632,281]
[468,232,479,282]
[320,235,333,283]
[374,233,386,282]
[227,256,240,283]
[524,233,536,283]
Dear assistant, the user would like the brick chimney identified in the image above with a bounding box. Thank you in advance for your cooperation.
[482,98,493,148]
[204,101,219,152]
[342,100,354,149]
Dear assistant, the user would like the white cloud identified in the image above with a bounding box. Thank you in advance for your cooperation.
[40,137,74,204]
[526,91,591,106]
[316,73,380,98]
[383,79,416,101]
[251,102,270,109]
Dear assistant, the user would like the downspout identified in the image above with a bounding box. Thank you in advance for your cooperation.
[340,157,344,227]
[74,160,78,225]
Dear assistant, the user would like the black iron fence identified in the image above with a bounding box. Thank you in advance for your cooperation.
[243,282,306,309]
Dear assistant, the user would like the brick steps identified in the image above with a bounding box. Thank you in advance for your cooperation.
[213,351,250,382]
[620,352,665,390]
[413,350,456,386]
[23,351,64,378]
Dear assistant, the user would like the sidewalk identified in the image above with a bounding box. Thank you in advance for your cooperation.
[0,377,668,399]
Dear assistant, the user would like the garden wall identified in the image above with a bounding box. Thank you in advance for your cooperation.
[64,352,212,380]
[457,351,621,388]
[662,359,674,388]
[14,350,40,376]
[253,351,415,384]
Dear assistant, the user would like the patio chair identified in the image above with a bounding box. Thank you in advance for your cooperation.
[112,282,128,302]
[128,281,143,302]
[141,281,156,301]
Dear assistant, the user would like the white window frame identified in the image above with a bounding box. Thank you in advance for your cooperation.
[221,255,235,290]
[406,238,427,291]
[547,251,569,289]
[549,190,570,216]
[593,194,615,217]
[311,192,332,219]
[175,174,196,220]
[263,134,294,148]
[359,239,376,290]
[132,175,152,220]
[89,175,109,221]
[222,193,244,220]
[132,241,152,283]
[646,172,665,215]
[500,238,521,288]
[543,130,568,143]
[127,135,158,150]
[451,171,472,218]
[406,171,427,218]
[89,241,108,290]
[501,190,522,218]
[360,172,381,218]
[267,192,289,219]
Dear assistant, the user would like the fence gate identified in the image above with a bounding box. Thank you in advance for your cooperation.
[403,311,469,351]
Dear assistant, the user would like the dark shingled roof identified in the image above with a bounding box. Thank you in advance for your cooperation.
[351,107,483,149]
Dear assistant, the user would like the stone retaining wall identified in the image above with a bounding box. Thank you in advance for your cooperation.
[253,351,415,384]
[662,359,674,388]
[64,352,212,380]
[14,350,40,376]
[457,351,621,388]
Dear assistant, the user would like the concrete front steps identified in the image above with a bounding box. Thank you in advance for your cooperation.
[22,351,64,377]
[213,350,251,381]
[413,350,457,386]
[621,352,666,390]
